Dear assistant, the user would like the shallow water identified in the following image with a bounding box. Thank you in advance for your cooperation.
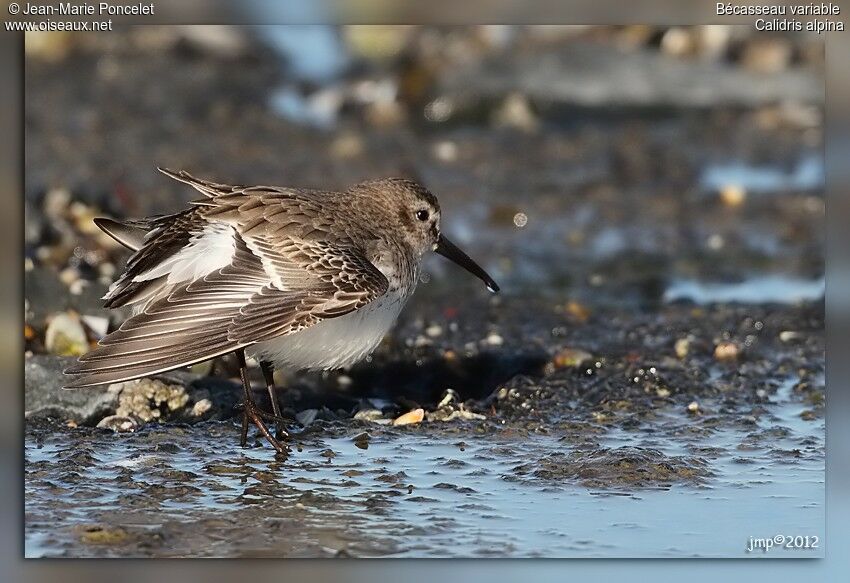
[663,276,825,305]
[25,378,823,558]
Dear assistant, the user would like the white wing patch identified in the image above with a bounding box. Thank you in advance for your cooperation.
[132,222,235,285]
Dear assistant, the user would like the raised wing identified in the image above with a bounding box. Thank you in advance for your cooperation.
[65,175,389,388]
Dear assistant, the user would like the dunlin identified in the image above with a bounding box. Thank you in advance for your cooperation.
[65,168,499,452]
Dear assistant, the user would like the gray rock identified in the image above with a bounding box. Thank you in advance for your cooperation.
[25,354,243,425]
[25,354,120,424]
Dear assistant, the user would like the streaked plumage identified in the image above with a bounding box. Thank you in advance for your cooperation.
[65,168,498,391]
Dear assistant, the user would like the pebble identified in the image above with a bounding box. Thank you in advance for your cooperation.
[337,374,353,389]
[492,92,539,132]
[96,415,139,433]
[551,348,593,369]
[660,27,694,56]
[353,408,384,421]
[44,312,89,356]
[719,184,746,208]
[424,97,454,122]
[59,267,81,287]
[565,301,590,322]
[413,335,432,348]
[425,324,443,338]
[393,408,424,426]
[714,342,739,361]
[485,333,504,347]
[433,140,458,162]
[674,337,691,359]
[687,401,700,414]
[191,399,212,417]
[779,331,802,343]
[68,279,88,296]
[352,432,370,449]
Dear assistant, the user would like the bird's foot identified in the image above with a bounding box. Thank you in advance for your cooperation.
[237,399,289,454]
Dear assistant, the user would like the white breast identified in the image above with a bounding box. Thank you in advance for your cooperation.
[249,289,409,371]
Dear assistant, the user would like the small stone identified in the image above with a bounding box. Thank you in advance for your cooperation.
[485,333,503,347]
[674,337,691,359]
[353,408,384,421]
[393,408,424,426]
[352,432,370,449]
[551,348,593,369]
[68,279,88,296]
[58,267,80,287]
[660,27,694,56]
[655,387,671,398]
[714,342,739,361]
[687,401,700,414]
[337,374,353,389]
[779,331,802,343]
[96,415,139,433]
[191,398,212,417]
[707,233,725,250]
[433,140,458,162]
[425,324,443,338]
[492,92,539,132]
[44,312,89,356]
[43,187,71,219]
[565,300,590,322]
[719,184,746,208]
[800,410,817,421]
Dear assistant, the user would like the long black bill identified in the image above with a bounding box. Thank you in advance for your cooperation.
[434,235,500,293]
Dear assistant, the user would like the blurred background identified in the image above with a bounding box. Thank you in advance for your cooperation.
[24,25,824,347]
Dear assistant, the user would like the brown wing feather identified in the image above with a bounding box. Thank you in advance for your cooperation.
[63,235,265,387]
[65,176,390,388]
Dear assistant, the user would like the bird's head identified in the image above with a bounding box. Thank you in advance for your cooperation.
[353,178,499,293]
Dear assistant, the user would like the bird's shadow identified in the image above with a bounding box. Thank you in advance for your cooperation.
[278,350,549,414]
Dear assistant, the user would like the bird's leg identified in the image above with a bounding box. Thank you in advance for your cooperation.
[260,360,289,440]
[235,349,287,454]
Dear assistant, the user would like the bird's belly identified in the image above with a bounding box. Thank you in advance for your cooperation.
[249,293,407,371]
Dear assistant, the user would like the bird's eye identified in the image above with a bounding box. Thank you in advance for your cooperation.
[416,210,429,222]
